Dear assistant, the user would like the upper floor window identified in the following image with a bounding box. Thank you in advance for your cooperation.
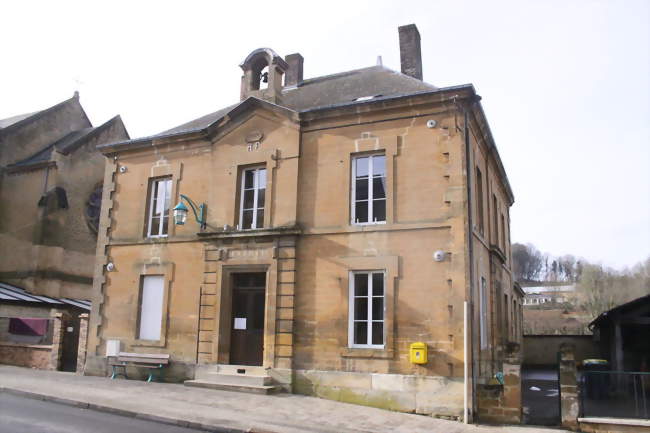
[492,194,499,246]
[352,154,386,225]
[476,167,484,235]
[147,177,172,238]
[349,271,385,348]
[239,166,266,230]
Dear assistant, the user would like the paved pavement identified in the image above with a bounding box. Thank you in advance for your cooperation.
[521,367,560,426]
[0,393,207,433]
[0,365,569,433]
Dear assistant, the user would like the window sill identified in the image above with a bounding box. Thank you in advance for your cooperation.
[340,347,394,359]
[132,339,166,348]
[351,221,387,227]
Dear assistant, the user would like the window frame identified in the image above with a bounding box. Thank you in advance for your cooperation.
[351,153,387,226]
[348,270,386,349]
[238,166,267,230]
[146,177,172,238]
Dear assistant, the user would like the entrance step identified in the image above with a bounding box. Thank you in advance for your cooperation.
[184,379,281,395]
[187,364,280,395]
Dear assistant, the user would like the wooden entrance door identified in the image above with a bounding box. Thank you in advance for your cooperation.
[230,273,266,366]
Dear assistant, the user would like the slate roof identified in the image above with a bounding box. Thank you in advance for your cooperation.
[8,117,122,170]
[0,111,38,129]
[0,281,91,311]
[590,293,650,329]
[158,66,436,138]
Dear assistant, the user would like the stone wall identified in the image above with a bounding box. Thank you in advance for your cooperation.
[294,369,464,418]
[0,343,51,369]
[476,352,522,424]
[523,335,598,365]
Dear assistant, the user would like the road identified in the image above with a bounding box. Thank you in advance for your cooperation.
[0,393,207,433]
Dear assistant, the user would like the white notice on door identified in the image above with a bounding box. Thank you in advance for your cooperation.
[234,318,247,330]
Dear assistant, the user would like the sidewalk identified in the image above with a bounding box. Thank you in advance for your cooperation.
[0,366,567,433]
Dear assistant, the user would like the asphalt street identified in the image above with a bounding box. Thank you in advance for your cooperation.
[0,393,207,433]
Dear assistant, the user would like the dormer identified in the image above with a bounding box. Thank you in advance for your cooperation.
[240,48,289,104]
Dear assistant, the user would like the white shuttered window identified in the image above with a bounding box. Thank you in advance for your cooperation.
[138,275,164,340]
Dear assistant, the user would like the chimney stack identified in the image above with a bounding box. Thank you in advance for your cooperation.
[284,53,304,86]
[398,24,423,80]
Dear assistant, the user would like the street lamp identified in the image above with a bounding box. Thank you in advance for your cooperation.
[173,194,206,230]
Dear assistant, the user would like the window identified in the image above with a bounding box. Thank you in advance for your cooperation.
[147,177,172,237]
[349,271,385,348]
[492,195,499,246]
[138,275,164,340]
[501,214,506,250]
[476,167,484,235]
[512,298,517,338]
[480,277,488,349]
[504,294,509,340]
[352,154,386,224]
[239,167,266,230]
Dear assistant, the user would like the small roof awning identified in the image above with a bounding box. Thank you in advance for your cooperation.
[0,282,91,311]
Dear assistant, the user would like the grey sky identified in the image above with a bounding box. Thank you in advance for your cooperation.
[2,0,648,268]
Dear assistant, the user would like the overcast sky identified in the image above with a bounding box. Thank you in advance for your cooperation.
[2,0,648,269]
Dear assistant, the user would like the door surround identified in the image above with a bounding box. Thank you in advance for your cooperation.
[200,236,296,371]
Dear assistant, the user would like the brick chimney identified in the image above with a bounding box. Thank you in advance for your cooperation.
[284,53,304,87]
[398,24,423,80]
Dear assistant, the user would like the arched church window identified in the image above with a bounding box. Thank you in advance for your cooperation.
[85,183,103,235]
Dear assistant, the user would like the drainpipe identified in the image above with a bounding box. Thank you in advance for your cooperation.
[462,97,479,422]
[464,300,469,424]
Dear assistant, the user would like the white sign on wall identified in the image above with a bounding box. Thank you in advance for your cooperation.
[234,318,247,330]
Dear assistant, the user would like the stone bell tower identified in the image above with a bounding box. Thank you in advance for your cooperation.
[240,48,289,104]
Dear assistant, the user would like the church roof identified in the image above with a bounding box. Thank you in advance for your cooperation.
[0,111,39,129]
[7,116,125,172]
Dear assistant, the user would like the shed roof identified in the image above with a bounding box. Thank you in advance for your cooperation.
[0,281,91,311]
[590,294,650,329]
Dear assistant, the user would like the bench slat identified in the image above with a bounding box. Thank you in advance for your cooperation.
[117,352,170,360]
[118,357,169,365]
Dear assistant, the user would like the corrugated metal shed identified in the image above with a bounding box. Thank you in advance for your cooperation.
[0,282,91,311]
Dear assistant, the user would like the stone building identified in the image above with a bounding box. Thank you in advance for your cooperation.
[0,94,128,372]
[86,25,521,421]
[0,93,129,300]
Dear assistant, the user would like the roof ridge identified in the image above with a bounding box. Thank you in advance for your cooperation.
[0,93,81,135]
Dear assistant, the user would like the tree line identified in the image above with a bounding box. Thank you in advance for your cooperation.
[512,243,650,318]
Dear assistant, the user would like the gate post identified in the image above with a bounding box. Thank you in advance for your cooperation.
[76,313,89,374]
[559,343,579,430]
[48,311,64,371]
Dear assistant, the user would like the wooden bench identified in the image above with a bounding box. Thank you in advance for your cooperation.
[110,352,170,382]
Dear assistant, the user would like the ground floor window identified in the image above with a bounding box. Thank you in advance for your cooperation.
[349,271,385,348]
[138,275,164,341]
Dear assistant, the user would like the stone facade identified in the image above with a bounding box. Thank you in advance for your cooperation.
[86,25,520,422]
[0,94,129,299]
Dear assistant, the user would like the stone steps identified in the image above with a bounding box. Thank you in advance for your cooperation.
[184,379,281,395]
[186,364,281,395]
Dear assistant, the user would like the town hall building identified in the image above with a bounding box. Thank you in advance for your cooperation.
[85,24,522,422]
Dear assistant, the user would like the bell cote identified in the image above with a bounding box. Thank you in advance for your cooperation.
[240,48,289,103]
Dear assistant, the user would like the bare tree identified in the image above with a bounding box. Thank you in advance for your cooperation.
[512,243,545,282]
[574,258,650,319]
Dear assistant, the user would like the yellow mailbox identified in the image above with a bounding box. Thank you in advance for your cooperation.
[409,342,427,364]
